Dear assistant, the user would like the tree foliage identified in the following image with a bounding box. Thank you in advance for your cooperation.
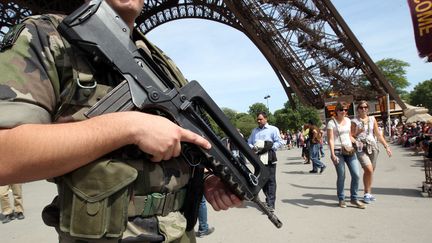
[375,58,410,95]
[213,58,418,139]
[273,99,321,132]
[409,79,432,114]
[248,102,269,116]
[236,115,256,138]
[221,107,237,125]
[218,108,256,138]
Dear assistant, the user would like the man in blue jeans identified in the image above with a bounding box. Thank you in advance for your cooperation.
[196,196,215,237]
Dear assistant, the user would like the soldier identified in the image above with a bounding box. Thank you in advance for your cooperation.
[0,0,241,242]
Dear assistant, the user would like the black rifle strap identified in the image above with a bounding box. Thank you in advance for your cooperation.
[183,165,204,231]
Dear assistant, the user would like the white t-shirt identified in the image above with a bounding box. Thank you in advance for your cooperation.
[327,117,352,149]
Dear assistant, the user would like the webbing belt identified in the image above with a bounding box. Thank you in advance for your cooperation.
[128,188,187,218]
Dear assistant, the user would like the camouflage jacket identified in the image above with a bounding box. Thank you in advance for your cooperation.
[1,12,199,198]
[0,13,200,242]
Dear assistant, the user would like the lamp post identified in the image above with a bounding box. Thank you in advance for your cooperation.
[264,95,271,111]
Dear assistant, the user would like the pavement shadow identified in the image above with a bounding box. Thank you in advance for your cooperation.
[411,159,424,168]
[241,201,260,210]
[289,183,423,198]
[283,156,305,165]
[285,156,304,161]
[283,162,304,165]
[371,187,423,197]
[238,201,272,213]
[281,170,323,175]
[400,147,423,157]
[281,193,337,208]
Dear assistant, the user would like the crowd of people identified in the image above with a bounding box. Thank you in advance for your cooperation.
[391,119,432,158]
[238,100,394,210]
[267,101,393,209]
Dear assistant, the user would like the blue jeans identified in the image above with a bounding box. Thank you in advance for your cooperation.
[310,143,325,171]
[334,151,361,201]
[319,144,325,157]
[198,196,208,232]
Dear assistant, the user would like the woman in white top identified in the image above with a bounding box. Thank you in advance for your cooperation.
[327,102,365,209]
[351,100,392,203]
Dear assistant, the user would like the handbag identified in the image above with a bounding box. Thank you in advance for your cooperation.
[341,145,355,156]
[333,118,355,156]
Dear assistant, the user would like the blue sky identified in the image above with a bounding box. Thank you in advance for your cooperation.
[146,0,430,113]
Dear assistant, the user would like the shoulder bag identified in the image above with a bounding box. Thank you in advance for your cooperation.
[333,118,355,156]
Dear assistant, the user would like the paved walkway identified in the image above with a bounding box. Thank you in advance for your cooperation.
[1,144,431,243]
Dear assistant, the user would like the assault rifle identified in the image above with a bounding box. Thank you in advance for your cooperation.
[59,0,282,228]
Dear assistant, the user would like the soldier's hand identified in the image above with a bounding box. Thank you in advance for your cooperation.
[203,174,243,211]
[128,112,211,162]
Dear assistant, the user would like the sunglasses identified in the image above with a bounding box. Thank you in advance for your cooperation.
[338,109,348,112]
[358,106,368,110]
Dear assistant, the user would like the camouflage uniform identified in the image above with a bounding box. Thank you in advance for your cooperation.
[0,14,200,243]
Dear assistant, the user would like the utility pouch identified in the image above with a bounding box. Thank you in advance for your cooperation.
[57,159,138,239]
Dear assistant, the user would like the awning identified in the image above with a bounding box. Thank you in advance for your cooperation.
[405,113,432,123]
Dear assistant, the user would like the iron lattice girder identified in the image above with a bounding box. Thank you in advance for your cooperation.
[224,0,324,107]
[0,0,82,16]
[137,0,323,107]
[240,0,404,109]
[0,0,83,36]
[0,1,31,36]
[0,0,405,109]
[137,0,243,33]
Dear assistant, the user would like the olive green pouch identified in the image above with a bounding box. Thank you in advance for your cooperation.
[58,159,138,239]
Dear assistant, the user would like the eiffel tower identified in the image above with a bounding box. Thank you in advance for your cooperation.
[0,0,406,109]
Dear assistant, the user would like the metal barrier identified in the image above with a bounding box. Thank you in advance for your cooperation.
[422,156,432,197]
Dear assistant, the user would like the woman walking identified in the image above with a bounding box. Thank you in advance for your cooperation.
[352,100,392,203]
[327,102,365,209]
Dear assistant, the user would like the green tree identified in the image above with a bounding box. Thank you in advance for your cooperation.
[409,79,432,114]
[284,109,303,132]
[235,112,250,120]
[236,114,256,138]
[375,58,410,95]
[297,105,321,128]
[248,102,269,116]
[221,107,238,125]
[273,99,321,132]
[217,109,257,138]
[274,109,290,132]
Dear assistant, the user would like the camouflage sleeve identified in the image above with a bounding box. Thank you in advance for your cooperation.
[0,101,51,128]
[0,15,66,128]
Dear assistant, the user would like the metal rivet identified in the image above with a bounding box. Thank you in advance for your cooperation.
[151,92,159,100]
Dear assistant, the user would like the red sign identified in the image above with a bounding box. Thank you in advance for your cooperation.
[408,0,432,61]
